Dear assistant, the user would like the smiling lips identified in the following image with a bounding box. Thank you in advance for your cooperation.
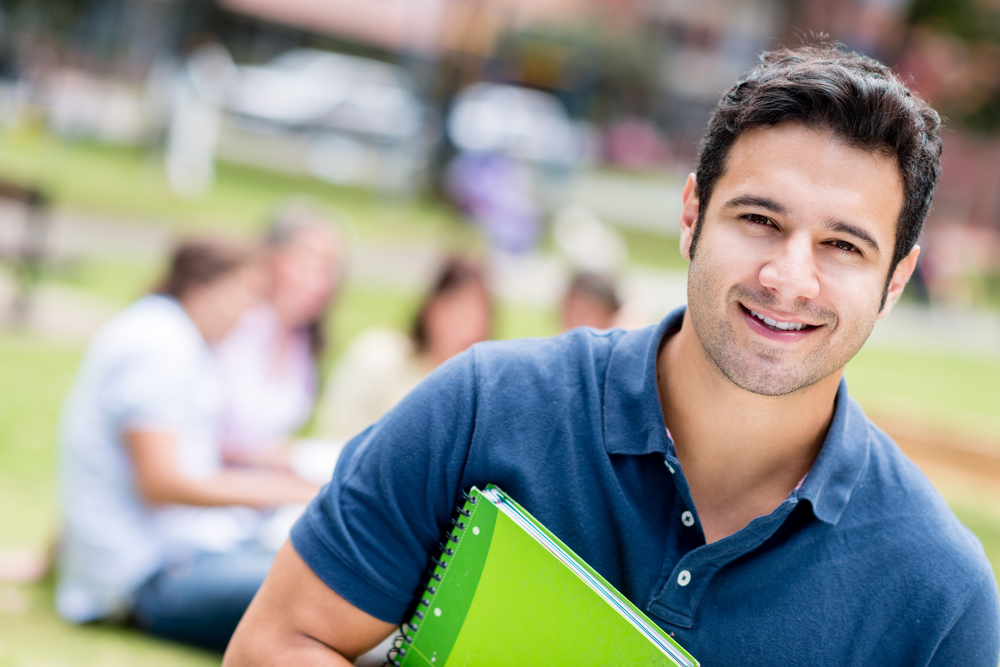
[746,307,815,332]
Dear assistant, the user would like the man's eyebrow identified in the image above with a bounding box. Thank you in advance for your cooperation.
[723,194,883,257]
[827,220,881,256]
[722,195,788,216]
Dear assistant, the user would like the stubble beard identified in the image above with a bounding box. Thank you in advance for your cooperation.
[686,262,880,398]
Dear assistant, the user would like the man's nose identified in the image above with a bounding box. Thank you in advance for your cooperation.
[758,235,820,301]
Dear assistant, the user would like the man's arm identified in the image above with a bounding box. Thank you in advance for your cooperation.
[126,430,319,507]
[223,541,397,666]
[223,350,483,664]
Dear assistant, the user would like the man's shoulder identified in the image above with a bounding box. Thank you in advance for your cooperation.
[844,409,993,585]
[471,326,633,376]
[461,326,636,402]
[86,296,199,366]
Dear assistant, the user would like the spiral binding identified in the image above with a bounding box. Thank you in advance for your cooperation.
[383,489,480,667]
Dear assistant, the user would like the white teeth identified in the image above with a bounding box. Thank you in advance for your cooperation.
[749,309,805,331]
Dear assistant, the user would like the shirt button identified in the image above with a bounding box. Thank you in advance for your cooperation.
[677,570,691,587]
[681,510,695,527]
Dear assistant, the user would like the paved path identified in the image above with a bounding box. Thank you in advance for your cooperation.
[0,274,117,342]
[867,303,1000,360]
[883,415,1000,513]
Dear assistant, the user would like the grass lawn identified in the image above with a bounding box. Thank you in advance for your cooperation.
[2,132,1000,663]
[0,576,220,667]
[0,129,477,247]
[846,347,1000,440]
[616,226,688,271]
[0,335,220,666]
[0,130,691,274]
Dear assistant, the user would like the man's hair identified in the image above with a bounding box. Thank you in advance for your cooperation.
[154,238,251,300]
[690,43,942,287]
[411,256,491,353]
[565,271,621,315]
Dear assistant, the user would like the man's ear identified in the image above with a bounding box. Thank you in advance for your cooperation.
[678,173,699,261]
[878,245,920,320]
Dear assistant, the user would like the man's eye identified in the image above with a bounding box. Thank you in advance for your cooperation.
[831,239,860,254]
[746,214,771,226]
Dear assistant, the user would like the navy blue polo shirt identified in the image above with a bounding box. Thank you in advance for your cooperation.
[292,307,1000,666]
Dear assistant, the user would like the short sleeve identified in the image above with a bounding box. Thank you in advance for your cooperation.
[928,566,1000,667]
[291,347,480,623]
[99,343,193,433]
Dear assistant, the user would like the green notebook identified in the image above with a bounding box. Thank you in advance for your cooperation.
[386,485,698,666]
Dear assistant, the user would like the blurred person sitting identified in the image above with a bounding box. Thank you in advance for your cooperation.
[214,201,344,468]
[317,257,492,441]
[560,271,621,331]
[56,239,319,652]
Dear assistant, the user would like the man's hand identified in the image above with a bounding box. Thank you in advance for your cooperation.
[224,542,397,666]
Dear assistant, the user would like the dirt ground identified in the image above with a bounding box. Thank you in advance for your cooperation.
[876,415,1000,514]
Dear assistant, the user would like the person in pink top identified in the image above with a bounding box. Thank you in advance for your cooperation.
[214,201,344,467]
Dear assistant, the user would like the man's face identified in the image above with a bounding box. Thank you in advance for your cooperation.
[680,122,913,396]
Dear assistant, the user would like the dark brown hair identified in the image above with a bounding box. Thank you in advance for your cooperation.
[565,271,621,315]
[155,239,251,300]
[690,42,942,303]
[411,257,491,353]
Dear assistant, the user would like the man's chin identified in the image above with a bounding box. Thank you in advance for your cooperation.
[712,358,825,398]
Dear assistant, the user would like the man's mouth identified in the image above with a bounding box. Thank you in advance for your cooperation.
[743,306,818,332]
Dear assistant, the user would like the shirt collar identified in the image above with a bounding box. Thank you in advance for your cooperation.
[602,305,870,526]
[602,306,684,457]
[795,381,871,525]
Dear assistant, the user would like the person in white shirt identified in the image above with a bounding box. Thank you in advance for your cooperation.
[56,239,319,651]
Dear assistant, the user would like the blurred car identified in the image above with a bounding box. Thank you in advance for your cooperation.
[446,82,582,165]
[218,48,435,193]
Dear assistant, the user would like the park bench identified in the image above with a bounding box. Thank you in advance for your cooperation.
[0,179,49,322]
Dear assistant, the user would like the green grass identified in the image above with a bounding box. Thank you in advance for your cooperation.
[985,272,1000,310]
[0,336,79,550]
[0,576,219,667]
[954,507,1000,573]
[46,256,166,307]
[0,130,475,244]
[846,347,1000,439]
[616,227,688,270]
[0,130,697,273]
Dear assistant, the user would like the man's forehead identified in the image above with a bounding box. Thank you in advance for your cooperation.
[727,122,900,170]
[713,123,904,239]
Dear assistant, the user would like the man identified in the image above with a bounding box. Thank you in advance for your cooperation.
[225,44,1000,666]
[561,271,621,331]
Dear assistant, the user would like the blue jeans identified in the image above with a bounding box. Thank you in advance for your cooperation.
[130,549,275,652]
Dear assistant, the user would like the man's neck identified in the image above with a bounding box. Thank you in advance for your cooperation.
[658,312,840,544]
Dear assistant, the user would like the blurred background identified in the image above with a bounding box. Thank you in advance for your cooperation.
[1,0,999,663]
